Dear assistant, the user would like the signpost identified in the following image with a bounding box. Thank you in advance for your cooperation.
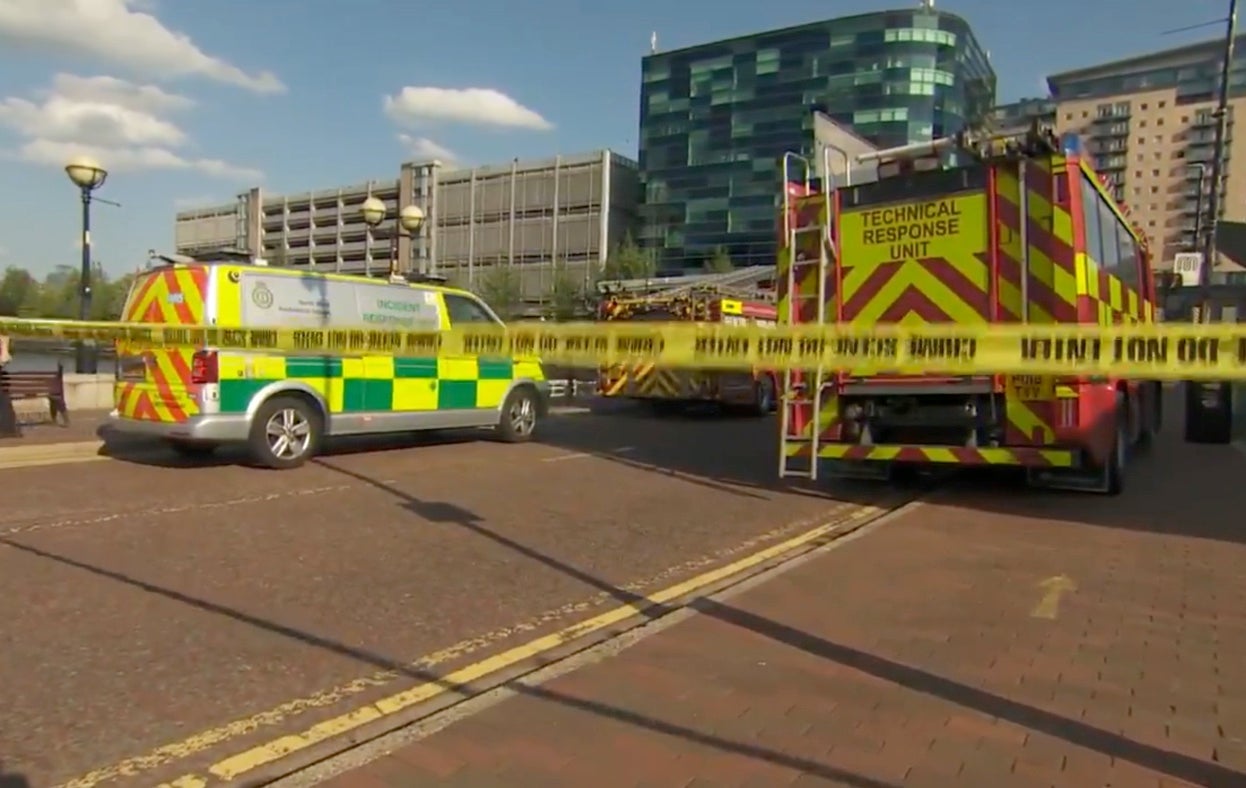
[1173,252,1204,287]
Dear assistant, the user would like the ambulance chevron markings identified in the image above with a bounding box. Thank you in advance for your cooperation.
[116,267,208,424]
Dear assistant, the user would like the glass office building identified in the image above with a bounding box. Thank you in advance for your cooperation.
[638,8,995,268]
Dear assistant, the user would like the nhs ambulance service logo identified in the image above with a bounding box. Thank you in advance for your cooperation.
[251,282,274,309]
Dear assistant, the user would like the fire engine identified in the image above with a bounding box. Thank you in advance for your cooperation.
[776,122,1162,495]
[597,283,779,416]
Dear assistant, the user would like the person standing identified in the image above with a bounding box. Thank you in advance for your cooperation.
[0,334,19,437]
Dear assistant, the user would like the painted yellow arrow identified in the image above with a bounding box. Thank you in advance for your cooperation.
[1031,574,1076,620]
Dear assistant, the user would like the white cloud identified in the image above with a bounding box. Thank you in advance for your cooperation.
[384,87,551,130]
[397,133,458,163]
[0,74,262,181]
[0,0,284,94]
[0,74,189,148]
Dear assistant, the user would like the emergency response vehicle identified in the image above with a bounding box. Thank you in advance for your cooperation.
[107,256,549,469]
[597,287,779,416]
[776,122,1161,494]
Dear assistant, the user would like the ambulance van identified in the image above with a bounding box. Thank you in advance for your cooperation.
[107,259,550,468]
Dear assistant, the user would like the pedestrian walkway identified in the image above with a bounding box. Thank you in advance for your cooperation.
[0,407,109,447]
[318,424,1246,787]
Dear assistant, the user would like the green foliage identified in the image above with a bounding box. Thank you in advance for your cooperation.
[0,263,134,320]
[546,263,584,321]
[704,246,734,273]
[474,264,523,320]
[600,231,656,281]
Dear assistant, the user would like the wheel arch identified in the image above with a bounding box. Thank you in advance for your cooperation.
[246,381,330,427]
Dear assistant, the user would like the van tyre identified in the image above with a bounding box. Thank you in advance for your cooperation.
[1105,392,1127,496]
[1137,383,1161,449]
[496,386,539,443]
[249,395,322,469]
[749,375,776,417]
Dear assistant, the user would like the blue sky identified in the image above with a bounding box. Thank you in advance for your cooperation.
[0,0,1228,278]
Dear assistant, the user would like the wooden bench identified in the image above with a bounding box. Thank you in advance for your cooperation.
[0,365,70,426]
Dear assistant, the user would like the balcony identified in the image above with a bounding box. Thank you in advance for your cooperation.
[1092,111,1131,123]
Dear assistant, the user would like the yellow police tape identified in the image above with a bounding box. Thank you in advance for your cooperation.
[5,317,1246,381]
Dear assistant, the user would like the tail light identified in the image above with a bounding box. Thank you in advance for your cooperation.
[1054,376,1080,428]
[191,350,219,384]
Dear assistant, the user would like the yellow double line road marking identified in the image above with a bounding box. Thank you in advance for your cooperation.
[139,502,896,787]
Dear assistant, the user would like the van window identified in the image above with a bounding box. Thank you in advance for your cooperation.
[444,293,502,325]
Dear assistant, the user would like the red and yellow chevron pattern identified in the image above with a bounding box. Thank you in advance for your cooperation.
[599,363,701,400]
[837,192,990,328]
[115,266,208,423]
[992,156,1080,324]
[1072,163,1152,327]
[789,443,1076,468]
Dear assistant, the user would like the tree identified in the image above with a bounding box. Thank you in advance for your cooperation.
[0,263,134,321]
[0,266,36,316]
[91,268,135,321]
[600,232,656,282]
[547,262,584,321]
[474,265,523,320]
[704,246,734,274]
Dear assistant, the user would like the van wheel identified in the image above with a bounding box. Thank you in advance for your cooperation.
[249,395,322,469]
[496,386,539,443]
[166,439,218,458]
[1104,392,1127,496]
[749,376,776,417]
[1137,383,1161,449]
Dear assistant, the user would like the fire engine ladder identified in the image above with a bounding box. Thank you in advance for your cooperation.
[778,149,837,481]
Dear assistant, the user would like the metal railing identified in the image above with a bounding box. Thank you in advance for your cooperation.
[547,379,596,399]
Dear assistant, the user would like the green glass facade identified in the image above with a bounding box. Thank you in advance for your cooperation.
[638,9,995,269]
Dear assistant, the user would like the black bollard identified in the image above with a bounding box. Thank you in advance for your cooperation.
[0,369,19,439]
[1184,380,1233,444]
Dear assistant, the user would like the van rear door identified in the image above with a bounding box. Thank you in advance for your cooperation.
[114,264,210,423]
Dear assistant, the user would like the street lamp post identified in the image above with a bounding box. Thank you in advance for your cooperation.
[1198,0,1239,302]
[64,156,108,374]
[359,197,426,282]
[1189,162,1208,252]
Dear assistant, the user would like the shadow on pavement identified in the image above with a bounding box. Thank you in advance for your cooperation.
[96,427,483,469]
[912,389,1246,545]
[0,524,886,787]
[0,763,30,788]
[692,597,1246,788]
[536,400,899,505]
[572,390,1246,546]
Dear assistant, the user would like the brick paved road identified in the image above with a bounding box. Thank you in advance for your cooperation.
[312,415,1246,787]
[0,407,901,787]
